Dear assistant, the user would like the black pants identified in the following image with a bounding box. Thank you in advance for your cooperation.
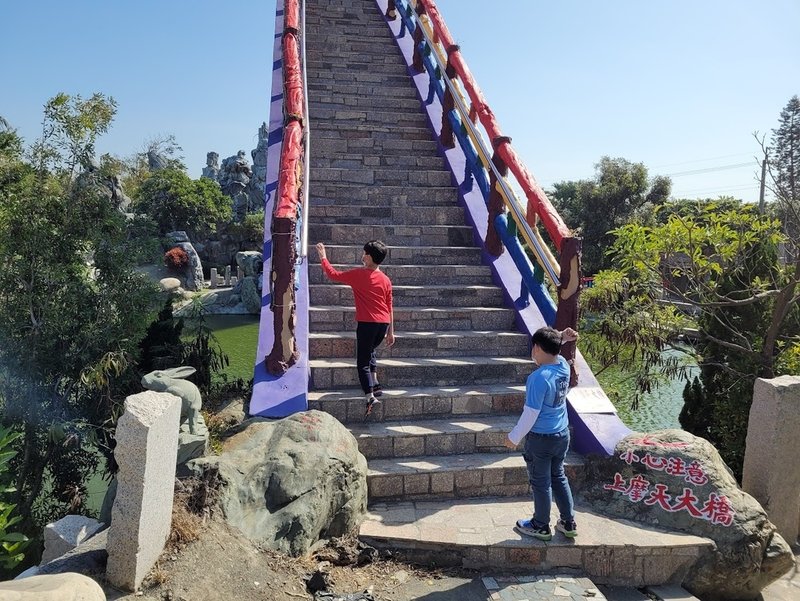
[356,321,389,394]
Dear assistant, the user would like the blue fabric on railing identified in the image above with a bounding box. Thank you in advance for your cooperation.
[495,213,557,326]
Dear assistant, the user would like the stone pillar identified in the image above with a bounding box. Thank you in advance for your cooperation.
[224,265,231,286]
[743,375,800,545]
[209,267,218,289]
[237,266,244,282]
[106,391,181,591]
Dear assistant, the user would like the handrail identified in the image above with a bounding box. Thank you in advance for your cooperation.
[409,0,572,251]
[391,0,582,385]
[265,0,307,376]
[405,2,560,286]
[298,0,311,262]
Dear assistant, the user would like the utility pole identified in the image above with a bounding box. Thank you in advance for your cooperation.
[758,156,767,214]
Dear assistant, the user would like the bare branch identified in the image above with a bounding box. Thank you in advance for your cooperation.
[702,332,762,360]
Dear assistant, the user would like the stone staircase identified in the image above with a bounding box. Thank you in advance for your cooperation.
[303,0,711,586]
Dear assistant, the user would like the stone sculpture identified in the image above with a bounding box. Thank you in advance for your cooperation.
[141,367,202,434]
[141,366,208,465]
[219,151,253,222]
[166,231,205,291]
[201,151,220,181]
[73,156,133,213]
[147,149,169,171]
[248,122,269,211]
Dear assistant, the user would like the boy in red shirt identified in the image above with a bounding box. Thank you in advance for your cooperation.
[316,240,395,416]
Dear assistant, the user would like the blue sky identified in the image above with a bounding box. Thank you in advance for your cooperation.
[2,0,797,201]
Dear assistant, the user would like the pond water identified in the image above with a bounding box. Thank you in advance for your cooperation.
[592,348,699,432]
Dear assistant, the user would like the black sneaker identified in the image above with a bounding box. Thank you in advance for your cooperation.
[364,395,381,418]
[514,518,552,541]
[556,519,578,538]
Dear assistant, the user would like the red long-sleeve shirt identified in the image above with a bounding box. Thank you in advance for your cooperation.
[321,258,393,323]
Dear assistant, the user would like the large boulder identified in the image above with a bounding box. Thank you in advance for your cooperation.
[188,411,368,556]
[1,572,106,600]
[582,429,794,600]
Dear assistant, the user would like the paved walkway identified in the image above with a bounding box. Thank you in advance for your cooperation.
[761,554,799,601]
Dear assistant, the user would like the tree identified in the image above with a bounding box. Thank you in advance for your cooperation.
[551,156,671,274]
[134,168,231,237]
[770,95,800,209]
[0,96,160,535]
[584,200,800,478]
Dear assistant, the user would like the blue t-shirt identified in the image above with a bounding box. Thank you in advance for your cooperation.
[525,355,570,434]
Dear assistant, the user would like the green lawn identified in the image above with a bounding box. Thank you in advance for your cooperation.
[205,314,260,382]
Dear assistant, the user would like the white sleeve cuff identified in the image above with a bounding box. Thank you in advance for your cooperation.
[508,406,540,446]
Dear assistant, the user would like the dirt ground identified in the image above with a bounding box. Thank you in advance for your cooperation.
[104,518,487,601]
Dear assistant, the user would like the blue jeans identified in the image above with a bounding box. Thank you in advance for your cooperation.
[522,428,575,527]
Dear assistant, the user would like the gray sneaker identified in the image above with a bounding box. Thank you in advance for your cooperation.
[556,519,577,538]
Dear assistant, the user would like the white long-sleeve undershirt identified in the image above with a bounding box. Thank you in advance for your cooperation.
[507,406,541,446]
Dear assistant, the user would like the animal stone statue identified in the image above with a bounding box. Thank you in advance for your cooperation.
[141,367,202,434]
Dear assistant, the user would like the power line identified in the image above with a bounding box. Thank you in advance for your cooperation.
[664,162,755,178]
[652,153,753,169]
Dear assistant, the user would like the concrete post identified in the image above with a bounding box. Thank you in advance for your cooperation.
[224,265,231,286]
[743,376,800,545]
[106,391,181,591]
[209,267,218,289]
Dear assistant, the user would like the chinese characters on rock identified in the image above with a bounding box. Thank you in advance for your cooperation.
[606,446,735,527]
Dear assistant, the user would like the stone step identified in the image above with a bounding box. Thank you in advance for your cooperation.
[312,168,453,188]
[309,305,516,332]
[310,329,526,358]
[308,70,416,86]
[309,82,419,100]
[367,452,585,503]
[311,283,502,308]
[305,24,394,37]
[360,497,714,583]
[310,94,424,112]
[311,204,462,225]
[309,263,493,285]
[310,355,533,389]
[310,107,430,128]
[310,184,462,205]
[315,245,481,265]
[311,136,439,158]
[307,383,525,425]
[347,415,522,459]
[310,153,445,170]
[306,56,408,72]
[308,222,473,246]
[311,122,434,142]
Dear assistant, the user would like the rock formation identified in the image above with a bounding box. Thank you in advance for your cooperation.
[581,429,794,600]
[188,411,368,556]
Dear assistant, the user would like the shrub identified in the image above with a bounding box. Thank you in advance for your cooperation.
[164,247,190,271]
[0,426,30,575]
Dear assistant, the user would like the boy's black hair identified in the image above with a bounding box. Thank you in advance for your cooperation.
[363,240,388,265]
[531,327,562,356]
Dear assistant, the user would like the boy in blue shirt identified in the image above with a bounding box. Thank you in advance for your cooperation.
[505,326,578,541]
